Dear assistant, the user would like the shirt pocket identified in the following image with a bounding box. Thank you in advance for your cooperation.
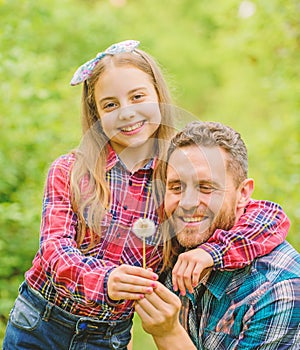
[202,329,238,350]
[99,212,114,236]
[78,212,113,252]
[9,294,41,331]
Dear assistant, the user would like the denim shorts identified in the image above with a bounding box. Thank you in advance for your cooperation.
[3,282,132,350]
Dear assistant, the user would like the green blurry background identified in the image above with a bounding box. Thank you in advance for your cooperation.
[1,0,299,348]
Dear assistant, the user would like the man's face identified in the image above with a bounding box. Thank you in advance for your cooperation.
[164,145,240,248]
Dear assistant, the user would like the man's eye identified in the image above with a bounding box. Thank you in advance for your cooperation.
[199,185,215,194]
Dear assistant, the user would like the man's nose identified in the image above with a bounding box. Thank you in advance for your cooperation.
[179,189,200,211]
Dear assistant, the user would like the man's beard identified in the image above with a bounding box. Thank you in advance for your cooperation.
[174,206,237,249]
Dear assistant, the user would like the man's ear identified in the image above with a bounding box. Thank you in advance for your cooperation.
[237,178,254,210]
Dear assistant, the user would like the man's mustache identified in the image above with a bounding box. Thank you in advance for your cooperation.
[172,208,212,218]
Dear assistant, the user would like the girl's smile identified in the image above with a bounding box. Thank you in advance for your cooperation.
[119,120,145,134]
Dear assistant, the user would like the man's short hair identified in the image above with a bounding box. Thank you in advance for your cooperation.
[167,121,248,186]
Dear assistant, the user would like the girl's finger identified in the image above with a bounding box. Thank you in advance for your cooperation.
[120,265,158,280]
[142,282,182,312]
[113,292,147,301]
[181,263,195,294]
[172,259,183,292]
[116,275,158,287]
[191,263,203,287]
[110,282,154,296]
[172,260,188,295]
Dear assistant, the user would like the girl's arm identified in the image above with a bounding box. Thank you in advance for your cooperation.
[202,199,290,269]
[39,154,116,306]
[172,199,290,294]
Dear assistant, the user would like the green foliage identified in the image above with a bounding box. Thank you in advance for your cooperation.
[1,0,299,347]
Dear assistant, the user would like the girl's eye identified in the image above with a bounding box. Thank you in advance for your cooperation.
[103,102,117,110]
[132,93,144,101]
[168,184,182,193]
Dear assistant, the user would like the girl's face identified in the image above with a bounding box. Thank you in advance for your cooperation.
[94,65,161,154]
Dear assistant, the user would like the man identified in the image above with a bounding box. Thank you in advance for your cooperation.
[135,121,300,349]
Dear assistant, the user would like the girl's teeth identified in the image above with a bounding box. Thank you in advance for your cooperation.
[122,121,143,132]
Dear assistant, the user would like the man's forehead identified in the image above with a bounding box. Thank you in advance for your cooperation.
[166,145,229,185]
[168,145,227,169]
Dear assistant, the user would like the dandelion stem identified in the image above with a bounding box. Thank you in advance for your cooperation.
[143,238,146,269]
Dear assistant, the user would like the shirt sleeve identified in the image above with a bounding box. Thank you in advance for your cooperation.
[39,155,118,307]
[199,199,290,269]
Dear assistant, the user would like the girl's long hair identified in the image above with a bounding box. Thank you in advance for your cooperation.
[70,49,175,249]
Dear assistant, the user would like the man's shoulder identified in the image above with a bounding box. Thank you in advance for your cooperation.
[208,241,300,303]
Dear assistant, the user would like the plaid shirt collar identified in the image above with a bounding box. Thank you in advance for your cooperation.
[106,143,157,172]
[195,265,252,301]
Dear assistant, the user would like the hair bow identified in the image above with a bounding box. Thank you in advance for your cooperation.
[70,40,140,86]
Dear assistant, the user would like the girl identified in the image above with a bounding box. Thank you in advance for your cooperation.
[3,40,289,350]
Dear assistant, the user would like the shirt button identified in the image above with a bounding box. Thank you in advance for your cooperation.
[123,205,128,210]
[129,180,132,186]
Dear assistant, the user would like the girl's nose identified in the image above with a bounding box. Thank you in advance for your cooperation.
[118,105,136,120]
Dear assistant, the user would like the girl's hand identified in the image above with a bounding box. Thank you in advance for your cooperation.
[107,264,158,301]
[172,248,213,295]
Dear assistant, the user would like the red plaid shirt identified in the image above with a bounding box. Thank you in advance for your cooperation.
[26,147,290,320]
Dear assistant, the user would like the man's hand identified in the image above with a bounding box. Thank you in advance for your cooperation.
[135,282,196,349]
[135,281,181,336]
[172,248,213,295]
[107,265,158,301]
